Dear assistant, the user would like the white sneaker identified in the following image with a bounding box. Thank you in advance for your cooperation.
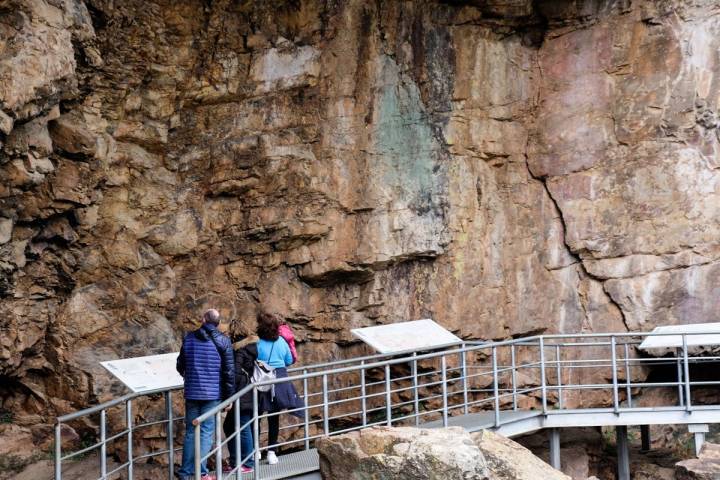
[267,450,278,465]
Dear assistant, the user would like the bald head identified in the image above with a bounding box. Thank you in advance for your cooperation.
[203,309,220,326]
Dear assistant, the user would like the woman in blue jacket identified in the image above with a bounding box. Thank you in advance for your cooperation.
[255,312,303,466]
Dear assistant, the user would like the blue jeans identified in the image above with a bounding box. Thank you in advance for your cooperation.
[178,399,220,477]
[223,408,255,468]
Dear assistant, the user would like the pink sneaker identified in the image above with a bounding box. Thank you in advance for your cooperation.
[240,465,253,473]
[200,475,216,480]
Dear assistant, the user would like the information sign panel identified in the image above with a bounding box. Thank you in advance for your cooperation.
[351,319,462,355]
[638,322,720,351]
[101,352,183,393]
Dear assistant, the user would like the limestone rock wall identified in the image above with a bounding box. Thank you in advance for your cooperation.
[0,0,718,442]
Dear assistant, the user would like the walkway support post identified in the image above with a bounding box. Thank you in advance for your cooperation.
[689,424,709,457]
[549,428,561,470]
[640,425,650,452]
[616,426,630,480]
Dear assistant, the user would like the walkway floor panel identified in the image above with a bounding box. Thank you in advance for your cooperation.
[239,449,319,480]
[421,409,542,433]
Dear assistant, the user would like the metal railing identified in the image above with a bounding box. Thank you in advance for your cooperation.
[55,330,720,480]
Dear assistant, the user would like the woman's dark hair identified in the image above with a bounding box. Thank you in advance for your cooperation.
[256,312,281,341]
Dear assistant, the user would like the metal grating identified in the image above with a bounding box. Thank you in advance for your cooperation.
[421,409,542,433]
[237,449,320,480]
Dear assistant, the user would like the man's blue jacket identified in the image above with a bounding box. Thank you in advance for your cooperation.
[176,323,235,401]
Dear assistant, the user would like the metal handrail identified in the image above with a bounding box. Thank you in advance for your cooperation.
[56,329,720,480]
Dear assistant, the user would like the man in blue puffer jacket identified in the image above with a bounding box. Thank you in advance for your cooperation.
[176,309,235,480]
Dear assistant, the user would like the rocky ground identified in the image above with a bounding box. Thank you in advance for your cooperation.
[1,0,720,475]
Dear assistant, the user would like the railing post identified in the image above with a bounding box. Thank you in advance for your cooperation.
[253,388,260,480]
[215,411,223,480]
[55,422,62,480]
[322,374,330,434]
[539,337,547,414]
[461,344,468,415]
[441,355,448,427]
[511,344,517,411]
[100,409,107,479]
[360,361,367,427]
[385,364,392,426]
[683,334,692,412]
[624,343,632,408]
[234,398,241,473]
[412,353,420,425]
[303,369,310,450]
[677,347,685,407]
[165,391,173,480]
[611,336,619,414]
[492,346,500,427]
[194,420,201,480]
[555,344,563,410]
[126,400,133,479]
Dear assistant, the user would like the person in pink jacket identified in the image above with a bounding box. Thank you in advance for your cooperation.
[277,322,297,364]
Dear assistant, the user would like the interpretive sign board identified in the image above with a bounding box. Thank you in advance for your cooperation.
[101,352,183,393]
[351,319,462,355]
[638,323,720,351]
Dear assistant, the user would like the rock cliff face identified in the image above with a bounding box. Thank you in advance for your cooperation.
[1,0,719,448]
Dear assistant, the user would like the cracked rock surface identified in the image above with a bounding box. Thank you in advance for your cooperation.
[0,0,719,466]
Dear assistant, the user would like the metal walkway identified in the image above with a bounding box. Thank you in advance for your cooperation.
[55,330,720,480]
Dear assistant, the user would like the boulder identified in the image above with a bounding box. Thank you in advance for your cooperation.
[472,430,571,480]
[316,426,490,480]
[317,427,571,480]
[676,442,720,480]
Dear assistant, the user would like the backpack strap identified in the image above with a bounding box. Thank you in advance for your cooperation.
[204,326,226,361]
[268,339,276,360]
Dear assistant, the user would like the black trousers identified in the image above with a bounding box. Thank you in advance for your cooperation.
[266,414,279,450]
